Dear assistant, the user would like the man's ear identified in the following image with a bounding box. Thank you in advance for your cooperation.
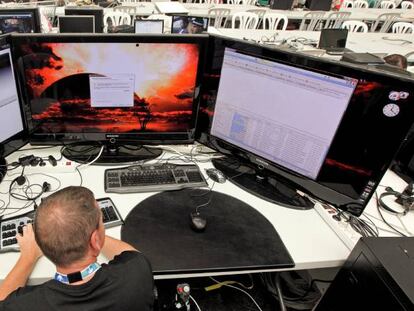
[90,229,103,255]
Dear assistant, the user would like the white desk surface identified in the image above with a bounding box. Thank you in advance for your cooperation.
[0,144,352,283]
[210,28,414,56]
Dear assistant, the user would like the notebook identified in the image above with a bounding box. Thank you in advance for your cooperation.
[318,28,352,55]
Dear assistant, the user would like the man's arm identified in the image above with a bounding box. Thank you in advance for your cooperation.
[0,224,42,301]
[101,236,137,261]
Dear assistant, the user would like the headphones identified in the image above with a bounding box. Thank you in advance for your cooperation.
[378,186,414,216]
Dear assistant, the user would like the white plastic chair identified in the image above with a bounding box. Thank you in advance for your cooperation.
[103,11,131,32]
[401,1,414,8]
[246,8,266,19]
[353,0,369,8]
[299,11,325,31]
[341,0,354,7]
[114,6,138,17]
[342,20,369,32]
[231,12,259,29]
[370,12,400,32]
[262,13,288,30]
[208,8,230,28]
[392,21,414,33]
[380,0,396,8]
[324,11,351,28]
[228,0,243,4]
[242,0,257,4]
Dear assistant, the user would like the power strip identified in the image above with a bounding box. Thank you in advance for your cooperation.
[314,203,361,250]
[24,159,77,174]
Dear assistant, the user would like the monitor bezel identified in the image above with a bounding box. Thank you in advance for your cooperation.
[200,34,414,216]
[64,7,104,33]
[11,33,208,146]
[0,7,42,34]
[0,34,27,157]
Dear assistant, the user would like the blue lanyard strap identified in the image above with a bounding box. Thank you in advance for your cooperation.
[55,262,101,284]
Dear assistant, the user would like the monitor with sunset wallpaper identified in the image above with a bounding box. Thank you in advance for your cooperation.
[12,34,207,163]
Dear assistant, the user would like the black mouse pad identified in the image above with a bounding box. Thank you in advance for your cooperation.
[121,189,295,274]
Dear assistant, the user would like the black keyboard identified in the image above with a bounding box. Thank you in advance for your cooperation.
[104,163,208,193]
[0,198,123,253]
[97,197,123,229]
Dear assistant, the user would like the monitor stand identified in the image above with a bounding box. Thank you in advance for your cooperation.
[61,142,163,165]
[212,157,313,210]
[0,157,6,184]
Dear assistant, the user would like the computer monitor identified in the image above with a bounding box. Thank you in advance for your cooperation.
[134,19,163,34]
[0,35,25,183]
[269,0,294,10]
[59,15,95,33]
[306,0,332,10]
[200,36,414,216]
[0,8,41,34]
[171,15,208,34]
[65,7,104,33]
[12,34,207,164]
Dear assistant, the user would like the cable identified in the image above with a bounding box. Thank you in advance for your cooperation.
[208,277,261,310]
[375,192,407,237]
[189,295,201,311]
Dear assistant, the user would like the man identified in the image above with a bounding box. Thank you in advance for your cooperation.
[0,186,154,310]
[179,17,205,34]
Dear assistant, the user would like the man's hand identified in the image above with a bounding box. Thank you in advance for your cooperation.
[0,224,43,301]
[17,224,43,262]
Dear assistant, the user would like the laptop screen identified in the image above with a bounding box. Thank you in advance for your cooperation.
[135,20,163,34]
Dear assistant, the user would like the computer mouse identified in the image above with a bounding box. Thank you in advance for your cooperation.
[189,212,207,232]
[205,168,226,184]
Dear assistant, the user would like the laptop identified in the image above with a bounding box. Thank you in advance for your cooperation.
[134,19,164,34]
[58,16,95,33]
[318,28,352,55]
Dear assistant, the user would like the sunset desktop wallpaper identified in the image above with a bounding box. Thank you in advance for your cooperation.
[16,42,200,133]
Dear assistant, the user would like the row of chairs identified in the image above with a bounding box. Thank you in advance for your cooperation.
[342,0,414,9]
[299,11,406,32]
[108,6,413,32]
[342,20,414,32]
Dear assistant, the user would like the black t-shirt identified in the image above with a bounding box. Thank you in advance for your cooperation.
[0,251,154,311]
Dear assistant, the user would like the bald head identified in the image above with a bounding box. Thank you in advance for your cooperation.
[34,186,100,267]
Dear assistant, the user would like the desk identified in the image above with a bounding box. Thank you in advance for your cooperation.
[0,144,350,284]
[209,28,414,56]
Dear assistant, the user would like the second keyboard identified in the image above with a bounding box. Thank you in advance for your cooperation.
[104,163,208,193]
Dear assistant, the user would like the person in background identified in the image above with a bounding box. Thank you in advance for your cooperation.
[179,17,205,34]
[0,186,154,311]
[383,54,408,70]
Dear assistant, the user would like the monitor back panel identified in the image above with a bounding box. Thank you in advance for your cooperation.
[318,28,348,49]
[270,0,294,10]
[308,0,332,10]
[59,15,95,33]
